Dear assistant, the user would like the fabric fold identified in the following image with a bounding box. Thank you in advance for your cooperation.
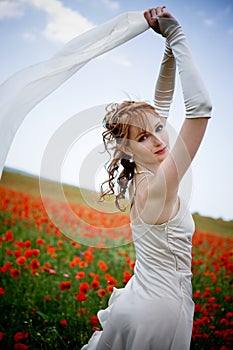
[0,11,148,178]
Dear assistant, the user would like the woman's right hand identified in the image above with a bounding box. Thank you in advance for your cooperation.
[144,6,173,35]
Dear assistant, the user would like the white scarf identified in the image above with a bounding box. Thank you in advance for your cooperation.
[0,11,148,179]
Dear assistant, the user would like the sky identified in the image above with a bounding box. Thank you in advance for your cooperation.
[0,0,233,221]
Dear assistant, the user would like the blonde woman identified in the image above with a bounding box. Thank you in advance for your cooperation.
[82,5,212,350]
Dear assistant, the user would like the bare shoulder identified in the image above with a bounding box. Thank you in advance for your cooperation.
[130,173,179,225]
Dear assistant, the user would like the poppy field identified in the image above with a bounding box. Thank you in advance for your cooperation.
[0,171,232,350]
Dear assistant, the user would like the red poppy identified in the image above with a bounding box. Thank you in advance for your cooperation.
[79,282,89,294]
[220,318,229,326]
[79,261,88,268]
[107,285,114,293]
[75,271,85,280]
[123,270,132,284]
[0,287,5,295]
[24,250,33,258]
[0,331,3,341]
[59,281,71,291]
[98,260,108,271]
[2,261,12,273]
[24,240,31,248]
[16,256,26,266]
[60,319,68,327]
[14,332,28,342]
[91,280,100,290]
[14,250,21,258]
[5,230,13,241]
[10,268,20,279]
[36,239,44,245]
[30,259,40,270]
[207,297,215,303]
[76,292,87,302]
[90,316,99,326]
[32,249,40,256]
[97,289,106,298]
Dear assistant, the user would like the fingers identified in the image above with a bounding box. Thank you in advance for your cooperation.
[144,6,172,24]
[144,9,161,34]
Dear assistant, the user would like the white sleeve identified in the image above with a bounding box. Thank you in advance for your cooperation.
[158,17,212,118]
[154,40,176,118]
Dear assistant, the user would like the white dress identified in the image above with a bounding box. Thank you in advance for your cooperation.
[81,196,195,350]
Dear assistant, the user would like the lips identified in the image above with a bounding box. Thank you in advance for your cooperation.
[155,146,167,155]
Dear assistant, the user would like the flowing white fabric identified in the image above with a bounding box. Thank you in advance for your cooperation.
[0,12,148,179]
[81,196,195,350]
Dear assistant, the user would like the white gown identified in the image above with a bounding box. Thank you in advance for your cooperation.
[81,196,195,350]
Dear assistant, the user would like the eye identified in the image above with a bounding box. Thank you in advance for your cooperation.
[138,134,148,142]
[156,124,163,132]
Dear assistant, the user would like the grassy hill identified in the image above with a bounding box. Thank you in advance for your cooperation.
[1,168,232,237]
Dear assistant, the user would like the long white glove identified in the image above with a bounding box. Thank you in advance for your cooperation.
[154,40,176,118]
[158,17,212,118]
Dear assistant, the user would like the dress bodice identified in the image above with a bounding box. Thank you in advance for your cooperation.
[130,196,195,298]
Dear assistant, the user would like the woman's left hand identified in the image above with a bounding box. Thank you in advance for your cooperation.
[144,6,173,34]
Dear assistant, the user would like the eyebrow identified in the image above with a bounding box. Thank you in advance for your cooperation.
[135,120,161,139]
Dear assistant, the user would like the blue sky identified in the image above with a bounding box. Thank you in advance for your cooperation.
[0,0,233,220]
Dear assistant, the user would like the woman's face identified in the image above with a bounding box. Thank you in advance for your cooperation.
[127,112,169,168]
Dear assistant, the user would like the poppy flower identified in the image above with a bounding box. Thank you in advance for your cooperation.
[59,281,71,291]
[14,332,29,342]
[79,282,89,294]
[0,288,5,295]
[107,285,114,293]
[5,230,13,241]
[98,260,108,271]
[0,331,3,341]
[90,316,99,326]
[30,259,40,270]
[91,280,100,290]
[76,292,87,302]
[97,289,106,298]
[16,256,26,266]
[10,268,20,279]
[75,271,85,280]
[123,270,132,284]
[24,250,33,258]
[36,239,44,245]
[79,261,88,268]
[60,319,68,327]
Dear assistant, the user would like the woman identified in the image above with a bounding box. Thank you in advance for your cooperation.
[81,5,212,350]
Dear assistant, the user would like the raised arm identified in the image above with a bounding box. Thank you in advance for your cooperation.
[153,39,176,120]
[145,7,212,189]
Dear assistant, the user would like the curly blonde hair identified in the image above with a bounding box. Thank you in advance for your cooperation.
[100,100,157,211]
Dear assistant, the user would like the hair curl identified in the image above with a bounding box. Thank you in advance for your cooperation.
[99,100,156,211]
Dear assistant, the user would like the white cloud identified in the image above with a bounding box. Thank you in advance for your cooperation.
[22,0,94,43]
[101,0,120,11]
[0,0,24,19]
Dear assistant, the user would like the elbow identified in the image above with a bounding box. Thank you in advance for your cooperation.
[185,94,213,118]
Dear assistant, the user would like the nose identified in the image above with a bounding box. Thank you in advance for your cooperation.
[151,133,164,146]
